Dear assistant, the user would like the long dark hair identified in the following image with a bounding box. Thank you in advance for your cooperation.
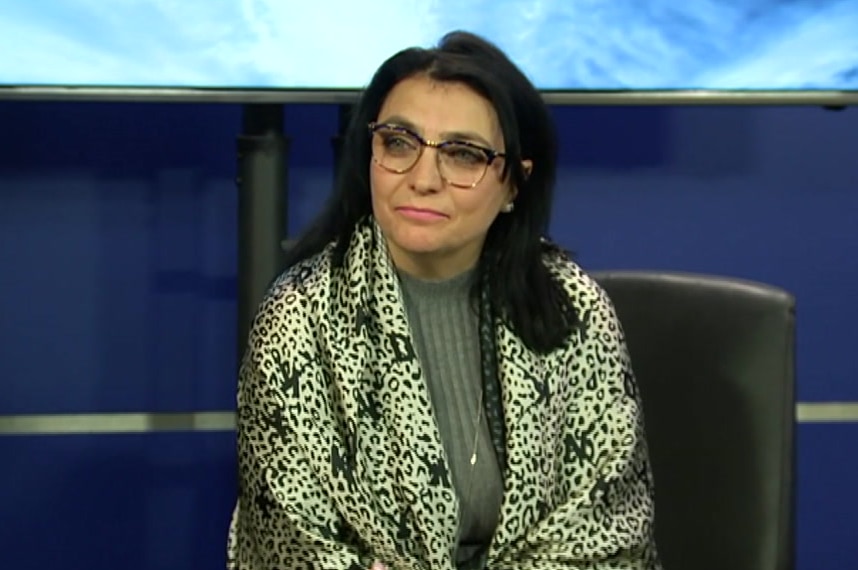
[285,31,577,354]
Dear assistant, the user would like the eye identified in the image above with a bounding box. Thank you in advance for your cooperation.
[443,143,488,167]
[379,130,418,155]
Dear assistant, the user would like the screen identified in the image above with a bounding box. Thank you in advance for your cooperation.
[2,0,857,103]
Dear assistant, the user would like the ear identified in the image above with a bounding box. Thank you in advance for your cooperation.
[506,159,532,202]
[506,180,518,203]
[507,159,533,203]
[506,184,519,203]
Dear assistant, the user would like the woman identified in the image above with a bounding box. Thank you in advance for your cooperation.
[228,31,660,570]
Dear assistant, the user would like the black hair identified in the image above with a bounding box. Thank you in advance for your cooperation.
[284,30,577,354]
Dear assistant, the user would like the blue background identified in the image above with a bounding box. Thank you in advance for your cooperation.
[1,101,857,569]
[1,0,858,90]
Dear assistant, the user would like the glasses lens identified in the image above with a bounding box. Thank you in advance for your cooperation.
[371,126,420,173]
[369,125,492,188]
[438,143,490,188]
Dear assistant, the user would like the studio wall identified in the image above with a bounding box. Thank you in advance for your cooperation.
[1,101,856,569]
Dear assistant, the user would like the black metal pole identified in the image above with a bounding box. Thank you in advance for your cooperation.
[332,103,354,180]
[236,104,288,362]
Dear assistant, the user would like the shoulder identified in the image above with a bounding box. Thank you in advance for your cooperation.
[538,246,627,360]
[540,248,634,395]
[247,244,334,347]
[542,247,615,323]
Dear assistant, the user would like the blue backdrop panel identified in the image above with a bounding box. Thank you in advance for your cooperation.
[0,102,241,414]
[0,432,236,570]
[1,101,858,570]
[545,106,858,401]
[795,423,858,569]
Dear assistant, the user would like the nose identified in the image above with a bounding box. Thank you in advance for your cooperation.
[407,146,443,194]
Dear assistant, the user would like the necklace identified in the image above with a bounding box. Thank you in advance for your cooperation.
[453,387,485,561]
[468,389,485,467]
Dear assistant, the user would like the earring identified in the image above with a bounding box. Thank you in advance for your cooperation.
[502,202,515,213]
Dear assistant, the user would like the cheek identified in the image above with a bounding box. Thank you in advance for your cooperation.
[368,170,385,210]
[369,170,399,224]
[369,167,379,197]
[370,167,395,203]
[454,185,507,221]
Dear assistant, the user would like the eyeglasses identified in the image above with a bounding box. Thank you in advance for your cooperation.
[368,122,506,189]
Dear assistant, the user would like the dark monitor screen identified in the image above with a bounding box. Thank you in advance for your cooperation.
[1,0,857,105]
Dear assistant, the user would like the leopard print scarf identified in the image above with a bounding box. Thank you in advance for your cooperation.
[228,219,660,570]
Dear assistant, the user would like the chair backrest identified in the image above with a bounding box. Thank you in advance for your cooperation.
[590,270,796,570]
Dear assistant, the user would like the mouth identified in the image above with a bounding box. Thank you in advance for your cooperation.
[395,206,449,220]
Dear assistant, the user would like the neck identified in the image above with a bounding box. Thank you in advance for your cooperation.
[387,244,480,281]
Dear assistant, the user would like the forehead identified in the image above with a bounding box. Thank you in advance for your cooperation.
[378,75,501,142]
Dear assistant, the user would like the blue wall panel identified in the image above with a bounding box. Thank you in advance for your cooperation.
[549,106,858,403]
[0,102,240,414]
[0,432,235,570]
[2,101,857,569]
[796,423,858,570]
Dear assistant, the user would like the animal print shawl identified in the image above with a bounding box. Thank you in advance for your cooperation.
[228,219,660,570]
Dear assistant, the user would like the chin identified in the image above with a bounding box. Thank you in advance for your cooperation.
[394,236,443,255]
[389,227,445,255]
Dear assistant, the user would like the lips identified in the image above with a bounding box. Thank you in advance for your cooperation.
[395,206,449,220]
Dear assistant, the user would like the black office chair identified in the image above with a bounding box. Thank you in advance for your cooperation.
[589,270,796,570]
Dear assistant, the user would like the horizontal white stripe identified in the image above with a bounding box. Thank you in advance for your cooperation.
[0,403,856,435]
[0,412,236,435]
[796,402,858,423]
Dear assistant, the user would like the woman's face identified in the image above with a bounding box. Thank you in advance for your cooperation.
[369,74,527,280]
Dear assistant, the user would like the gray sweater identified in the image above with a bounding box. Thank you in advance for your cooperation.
[398,268,504,559]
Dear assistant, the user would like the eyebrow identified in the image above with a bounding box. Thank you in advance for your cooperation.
[379,114,497,149]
